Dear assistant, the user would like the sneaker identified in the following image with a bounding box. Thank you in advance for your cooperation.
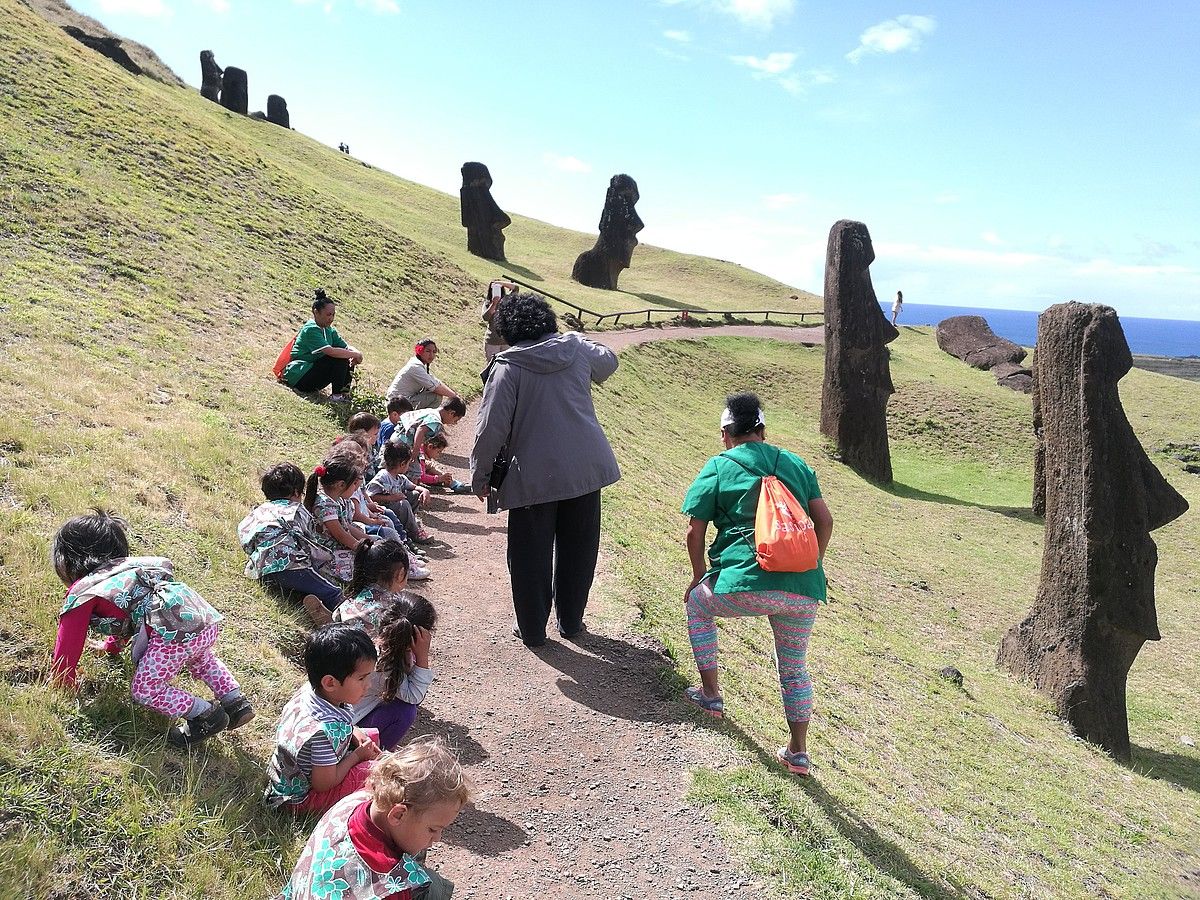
[684,686,724,719]
[408,561,432,581]
[512,624,546,648]
[449,480,473,495]
[301,593,334,627]
[556,620,586,639]
[328,393,350,403]
[413,528,435,544]
[166,703,230,749]
[776,746,811,776]
[221,695,256,730]
[404,541,428,560]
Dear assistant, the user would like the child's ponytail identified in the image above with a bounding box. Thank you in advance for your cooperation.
[303,470,321,512]
[304,458,360,513]
[348,538,409,599]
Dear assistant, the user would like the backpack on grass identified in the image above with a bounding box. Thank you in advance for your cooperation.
[718,449,819,573]
[272,338,295,381]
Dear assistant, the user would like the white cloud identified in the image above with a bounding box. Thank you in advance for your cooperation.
[778,67,835,95]
[663,0,793,29]
[763,192,807,210]
[981,230,1004,246]
[730,51,795,76]
[655,46,691,62]
[543,153,592,174]
[663,29,691,42]
[847,15,936,64]
[96,0,171,15]
[932,191,960,205]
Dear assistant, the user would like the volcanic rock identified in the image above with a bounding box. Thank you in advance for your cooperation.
[936,315,1026,369]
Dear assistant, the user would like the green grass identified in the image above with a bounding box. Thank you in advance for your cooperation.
[0,4,1197,898]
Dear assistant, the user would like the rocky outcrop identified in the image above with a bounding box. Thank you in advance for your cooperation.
[459,162,511,261]
[819,219,898,483]
[267,94,290,128]
[572,174,643,290]
[60,26,142,75]
[991,361,1033,393]
[220,66,248,115]
[200,50,222,102]
[997,302,1189,761]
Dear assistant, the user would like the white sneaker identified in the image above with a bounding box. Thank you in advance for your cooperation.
[408,561,432,580]
[328,393,350,403]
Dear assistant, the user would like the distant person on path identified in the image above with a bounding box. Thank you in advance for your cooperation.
[470,292,621,647]
[482,279,518,360]
[680,392,833,777]
[50,509,254,749]
[281,289,364,403]
[891,290,903,327]
[387,339,461,410]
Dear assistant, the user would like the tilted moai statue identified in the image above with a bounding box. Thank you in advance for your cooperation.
[199,50,222,102]
[220,66,248,115]
[460,162,511,261]
[819,219,899,483]
[572,174,643,290]
[267,94,290,128]
[997,302,1188,761]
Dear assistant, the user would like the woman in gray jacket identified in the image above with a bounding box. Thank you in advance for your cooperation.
[470,293,620,647]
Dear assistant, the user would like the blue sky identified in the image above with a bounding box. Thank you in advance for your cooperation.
[74,0,1200,320]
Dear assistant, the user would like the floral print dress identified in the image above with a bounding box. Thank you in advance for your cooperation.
[264,684,356,808]
[238,500,337,580]
[311,491,357,583]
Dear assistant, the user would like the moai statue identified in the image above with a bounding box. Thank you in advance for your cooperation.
[997,302,1188,761]
[819,219,899,483]
[572,174,643,290]
[267,94,290,128]
[199,50,222,102]
[459,162,511,261]
[219,66,248,115]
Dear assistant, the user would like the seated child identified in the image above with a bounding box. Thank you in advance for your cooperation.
[264,622,383,816]
[367,442,432,544]
[50,509,253,749]
[343,412,382,482]
[389,397,467,482]
[419,433,473,495]
[279,735,471,900]
[335,539,437,750]
[238,462,344,625]
[304,457,367,582]
[376,396,414,449]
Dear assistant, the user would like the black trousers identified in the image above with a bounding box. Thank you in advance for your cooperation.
[294,356,352,393]
[506,490,601,642]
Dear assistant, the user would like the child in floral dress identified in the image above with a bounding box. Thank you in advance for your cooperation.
[304,457,367,583]
[279,735,470,900]
[50,509,253,748]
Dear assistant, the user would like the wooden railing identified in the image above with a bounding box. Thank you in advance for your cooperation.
[501,276,822,328]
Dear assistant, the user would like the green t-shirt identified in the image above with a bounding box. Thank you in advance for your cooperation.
[281,320,349,386]
[681,441,826,600]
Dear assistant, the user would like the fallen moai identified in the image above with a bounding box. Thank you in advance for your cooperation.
[200,50,222,102]
[997,301,1188,761]
[936,314,1031,391]
[459,162,510,261]
[267,94,290,128]
[62,26,142,76]
[220,66,248,115]
[819,219,898,483]
[572,174,643,290]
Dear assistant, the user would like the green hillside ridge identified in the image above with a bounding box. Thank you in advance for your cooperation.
[0,4,1197,898]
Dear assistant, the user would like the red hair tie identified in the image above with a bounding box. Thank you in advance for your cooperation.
[314,464,327,476]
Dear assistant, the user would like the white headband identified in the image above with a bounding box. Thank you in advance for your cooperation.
[720,407,765,430]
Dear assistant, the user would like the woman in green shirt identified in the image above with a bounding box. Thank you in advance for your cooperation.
[281,289,364,402]
[681,392,834,776]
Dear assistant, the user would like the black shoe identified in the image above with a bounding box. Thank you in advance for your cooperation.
[166,703,230,749]
[221,695,256,730]
[512,625,546,648]
[556,620,586,639]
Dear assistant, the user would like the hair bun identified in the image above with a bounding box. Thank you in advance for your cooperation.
[314,288,328,301]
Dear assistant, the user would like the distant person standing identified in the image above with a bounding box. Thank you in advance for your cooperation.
[482,280,517,361]
[281,289,364,403]
[891,290,903,327]
[387,339,461,410]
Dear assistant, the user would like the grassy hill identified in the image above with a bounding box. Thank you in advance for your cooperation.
[0,3,1197,898]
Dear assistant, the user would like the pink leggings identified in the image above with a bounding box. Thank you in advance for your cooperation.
[130,624,239,718]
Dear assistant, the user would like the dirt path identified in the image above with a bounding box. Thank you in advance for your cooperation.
[411,328,813,897]
[590,323,823,351]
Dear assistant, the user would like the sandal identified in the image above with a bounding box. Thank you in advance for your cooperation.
[684,686,724,718]
[776,746,810,776]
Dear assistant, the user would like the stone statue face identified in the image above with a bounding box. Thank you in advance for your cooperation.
[599,175,643,266]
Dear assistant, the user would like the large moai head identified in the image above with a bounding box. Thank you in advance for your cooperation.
[219,66,248,115]
[199,50,222,102]
[572,174,643,290]
[818,219,899,483]
[267,94,290,129]
[459,162,511,261]
[998,302,1188,761]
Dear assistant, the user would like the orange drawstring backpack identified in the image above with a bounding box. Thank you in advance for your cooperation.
[719,450,819,573]
[272,338,295,382]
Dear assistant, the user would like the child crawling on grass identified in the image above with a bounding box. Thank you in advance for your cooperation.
[264,622,383,816]
[279,735,470,899]
[238,462,344,625]
[50,509,253,749]
[335,538,437,750]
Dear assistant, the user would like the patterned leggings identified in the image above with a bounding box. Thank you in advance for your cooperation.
[686,580,819,722]
[130,624,239,718]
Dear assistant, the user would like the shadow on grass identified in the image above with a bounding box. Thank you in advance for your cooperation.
[625,291,703,312]
[885,480,1039,522]
[1131,744,1200,793]
[494,261,543,283]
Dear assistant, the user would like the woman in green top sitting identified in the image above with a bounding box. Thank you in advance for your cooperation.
[681,391,834,777]
[281,289,365,402]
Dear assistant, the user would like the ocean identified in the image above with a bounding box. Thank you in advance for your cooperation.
[882,303,1200,359]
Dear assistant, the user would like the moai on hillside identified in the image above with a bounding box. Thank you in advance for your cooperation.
[572,174,643,290]
[267,94,290,128]
[819,219,899,483]
[997,302,1188,762]
[199,50,222,102]
[220,66,248,115]
[460,162,511,261]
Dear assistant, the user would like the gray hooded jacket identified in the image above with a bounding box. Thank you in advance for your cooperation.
[470,331,620,509]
